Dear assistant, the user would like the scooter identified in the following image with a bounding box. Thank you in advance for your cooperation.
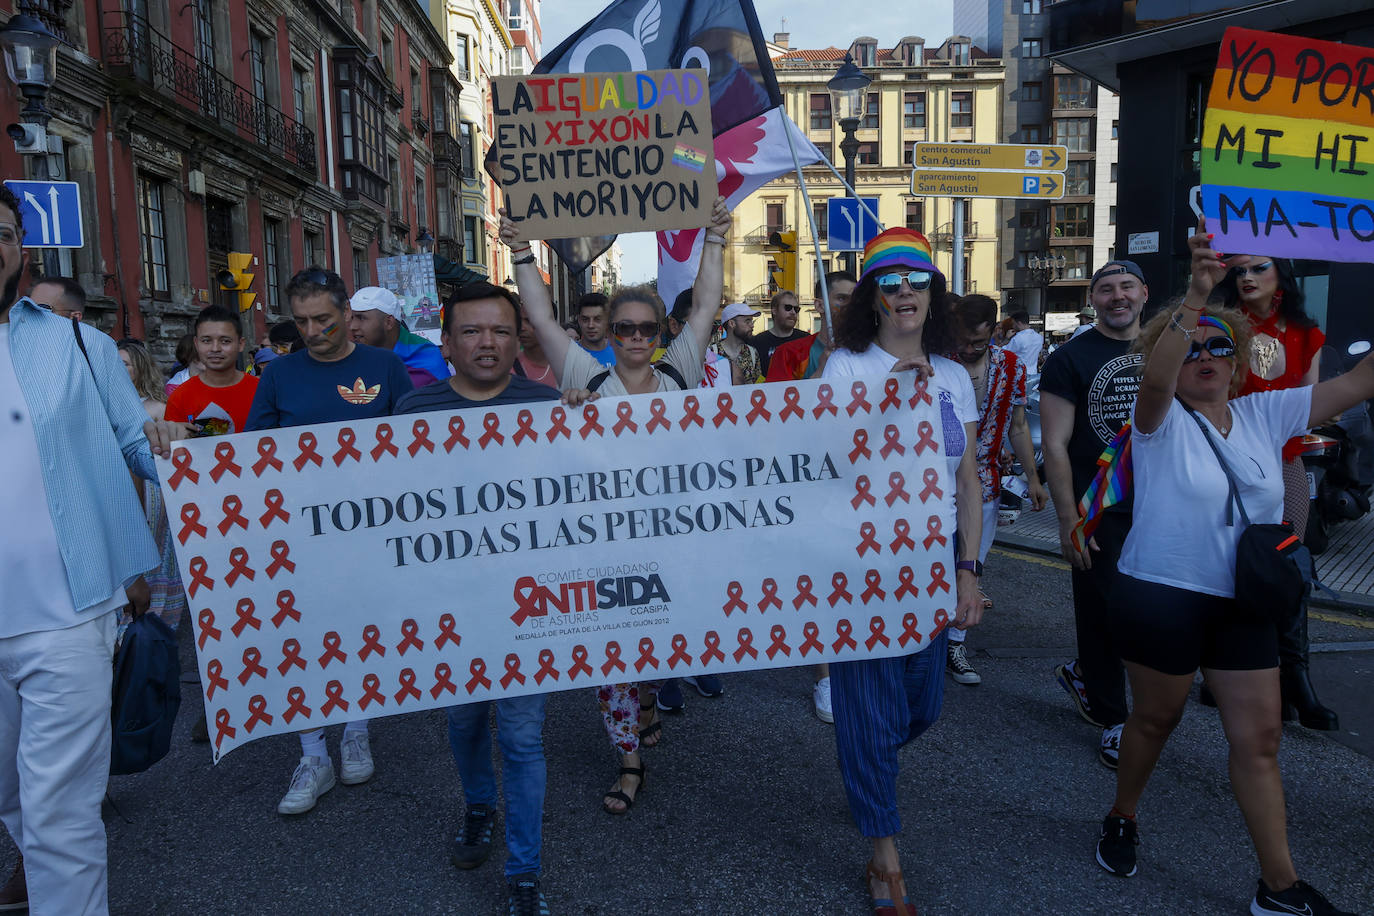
[1302,341,1373,554]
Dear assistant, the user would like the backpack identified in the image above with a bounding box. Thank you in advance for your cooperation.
[588,362,687,392]
[110,613,182,775]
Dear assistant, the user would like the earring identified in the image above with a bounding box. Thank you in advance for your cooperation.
[872,309,879,327]
[1271,289,1284,308]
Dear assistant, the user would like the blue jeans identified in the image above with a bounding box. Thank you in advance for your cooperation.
[446,693,548,877]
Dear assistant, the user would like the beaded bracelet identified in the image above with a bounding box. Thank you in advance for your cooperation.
[1169,311,1195,337]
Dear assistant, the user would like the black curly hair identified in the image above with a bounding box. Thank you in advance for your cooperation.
[834,271,953,357]
[1210,257,1315,329]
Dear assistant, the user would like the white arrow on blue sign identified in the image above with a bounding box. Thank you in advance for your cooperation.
[827,197,881,252]
[4,180,84,249]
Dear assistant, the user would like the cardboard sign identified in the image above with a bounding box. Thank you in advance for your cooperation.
[491,69,717,239]
[1201,28,1374,262]
[157,374,956,761]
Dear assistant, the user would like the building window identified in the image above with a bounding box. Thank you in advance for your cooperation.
[353,247,370,289]
[903,140,916,165]
[334,50,388,202]
[1016,250,1034,269]
[193,0,214,66]
[1110,162,1118,182]
[1022,81,1042,101]
[263,219,284,314]
[813,201,828,240]
[415,175,427,228]
[854,40,876,67]
[380,35,393,77]
[137,176,169,297]
[809,93,832,130]
[508,0,523,29]
[1053,203,1092,237]
[854,141,878,165]
[1022,124,1043,142]
[903,92,925,129]
[205,197,233,253]
[1065,160,1091,195]
[765,202,785,234]
[1054,74,1093,109]
[905,200,924,231]
[1112,119,1119,139]
[1054,118,1093,153]
[1022,38,1042,58]
[1019,208,1040,229]
[250,33,268,102]
[463,215,480,263]
[410,68,422,114]
[455,38,470,80]
[293,66,309,125]
[459,121,476,176]
[1062,247,1090,280]
[949,42,969,65]
[950,91,973,128]
[304,229,324,268]
[1022,0,1042,12]
[1109,205,1117,225]
[860,92,879,130]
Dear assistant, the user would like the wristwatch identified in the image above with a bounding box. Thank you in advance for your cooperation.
[955,560,983,577]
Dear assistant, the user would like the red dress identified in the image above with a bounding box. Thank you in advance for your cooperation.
[1238,308,1324,460]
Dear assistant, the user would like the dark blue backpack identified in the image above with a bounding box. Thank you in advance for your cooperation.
[110,613,182,775]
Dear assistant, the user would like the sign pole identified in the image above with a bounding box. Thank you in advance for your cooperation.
[780,111,833,341]
[951,199,964,296]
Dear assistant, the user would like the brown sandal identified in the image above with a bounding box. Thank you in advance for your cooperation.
[864,860,916,916]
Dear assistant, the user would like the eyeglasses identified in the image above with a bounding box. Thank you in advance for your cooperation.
[877,271,933,294]
[611,320,660,340]
[0,225,20,246]
[778,303,800,313]
[1230,261,1273,277]
[1184,336,1236,362]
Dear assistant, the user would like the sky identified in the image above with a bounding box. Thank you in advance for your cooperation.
[535,0,955,283]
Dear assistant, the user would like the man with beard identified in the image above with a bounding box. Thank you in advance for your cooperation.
[750,289,805,377]
[765,271,857,384]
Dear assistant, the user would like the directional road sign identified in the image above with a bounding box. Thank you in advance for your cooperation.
[910,170,1064,200]
[827,196,881,252]
[913,143,1067,172]
[4,180,84,248]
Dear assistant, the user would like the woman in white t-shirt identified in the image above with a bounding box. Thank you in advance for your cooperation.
[1094,220,1371,916]
[820,227,982,916]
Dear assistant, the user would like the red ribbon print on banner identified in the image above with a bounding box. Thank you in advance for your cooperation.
[900,612,923,646]
[277,638,306,676]
[733,628,758,662]
[283,686,312,723]
[766,625,790,659]
[178,504,206,544]
[701,631,725,665]
[266,540,295,577]
[667,634,693,668]
[779,386,804,421]
[860,570,886,603]
[895,567,920,600]
[320,681,349,716]
[856,522,880,557]
[396,619,425,655]
[272,590,300,627]
[745,389,770,425]
[224,548,254,587]
[849,430,871,464]
[891,519,916,553]
[680,395,705,429]
[645,399,670,433]
[231,597,260,638]
[919,468,943,502]
[167,450,198,490]
[880,425,906,459]
[371,423,399,460]
[210,441,241,482]
[253,438,283,476]
[546,407,572,441]
[567,645,593,680]
[479,413,504,448]
[634,637,659,673]
[722,581,746,615]
[187,557,214,597]
[465,659,491,693]
[318,631,347,668]
[197,609,221,650]
[204,659,228,700]
[866,616,890,650]
[395,669,421,703]
[217,496,248,536]
[914,420,939,455]
[833,619,858,652]
[885,472,911,507]
[601,641,626,677]
[758,578,782,612]
[534,650,559,684]
[828,572,853,606]
[237,647,267,685]
[879,378,902,412]
[713,392,738,427]
[793,575,818,609]
[799,622,824,656]
[213,709,235,749]
[579,405,604,439]
[851,475,875,509]
[444,416,470,451]
[923,515,947,549]
[513,410,538,445]
[435,613,461,649]
[359,673,386,709]
[612,402,637,436]
[432,663,459,698]
[846,381,871,416]
[333,428,361,466]
[813,383,837,418]
[294,432,323,470]
[243,695,272,732]
[408,419,435,456]
[259,490,289,529]
[358,625,386,661]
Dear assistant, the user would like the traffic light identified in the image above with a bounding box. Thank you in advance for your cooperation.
[217,252,256,312]
[765,230,798,296]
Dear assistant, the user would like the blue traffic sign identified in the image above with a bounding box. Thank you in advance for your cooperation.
[827,197,881,252]
[5,180,84,249]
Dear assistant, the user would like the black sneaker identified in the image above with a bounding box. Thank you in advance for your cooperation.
[449,804,494,870]
[507,872,550,916]
[656,678,685,713]
[1096,814,1138,877]
[1251,879,1356,915]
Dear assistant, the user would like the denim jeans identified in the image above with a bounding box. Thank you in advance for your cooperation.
[446,693,548,877]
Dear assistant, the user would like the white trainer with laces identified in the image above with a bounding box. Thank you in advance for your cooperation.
[813,676,833,724]
[340,731,375,785]
[1100,723,1124,770]
[277,755,336,815]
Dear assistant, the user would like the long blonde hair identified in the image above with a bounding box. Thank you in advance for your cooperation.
[117,339,166,403]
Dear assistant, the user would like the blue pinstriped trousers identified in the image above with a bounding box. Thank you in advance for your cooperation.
[830,629,949,838]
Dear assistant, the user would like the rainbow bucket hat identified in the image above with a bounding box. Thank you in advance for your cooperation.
[859,227,942,284]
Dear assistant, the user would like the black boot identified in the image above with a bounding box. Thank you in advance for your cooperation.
[1278,599,1339,731]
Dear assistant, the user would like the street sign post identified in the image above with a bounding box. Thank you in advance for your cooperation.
[826,197,881,252]
[4,180,84,248]
[912,143,1066,172]
[910,169,1064,200]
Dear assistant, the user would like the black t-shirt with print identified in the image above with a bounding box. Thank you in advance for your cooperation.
[750,329,805,377]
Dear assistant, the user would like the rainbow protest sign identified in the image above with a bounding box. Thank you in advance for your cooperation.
[1201,28,1374,262]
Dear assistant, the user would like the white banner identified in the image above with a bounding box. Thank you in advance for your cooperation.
[157,374,955,761]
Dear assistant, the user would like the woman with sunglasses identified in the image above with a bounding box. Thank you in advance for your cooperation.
[1211,256,1337,730]
[498,198,731,814]
[820,228,983,916]
[1093,221,1368,916]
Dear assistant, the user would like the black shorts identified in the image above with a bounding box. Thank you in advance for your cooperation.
[1108,575,1278,676]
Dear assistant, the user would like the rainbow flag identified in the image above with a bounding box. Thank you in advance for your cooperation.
[673,143,708,173]
[1071,421,1132,553]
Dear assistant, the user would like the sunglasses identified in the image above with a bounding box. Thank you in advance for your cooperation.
[611,320,660,340]
[1229,261,1273,277]
[877,271,933,294]
[1184,336,1236,362]
[778,303,800,313]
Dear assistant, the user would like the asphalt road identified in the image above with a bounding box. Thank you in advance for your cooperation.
[3,546,1371,915]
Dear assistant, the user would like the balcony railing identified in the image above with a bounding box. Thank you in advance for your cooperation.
[18,0,74,45]
[432,129,462,169]
[102,11,316,174]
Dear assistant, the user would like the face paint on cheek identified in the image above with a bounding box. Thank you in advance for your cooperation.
[876,296,894,318]
[322,322,340,338]
[612,333,630,348]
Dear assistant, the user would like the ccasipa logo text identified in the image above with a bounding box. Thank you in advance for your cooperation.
[511,573,670,626]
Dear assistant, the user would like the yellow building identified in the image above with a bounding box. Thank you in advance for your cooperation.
[725,36,1005,330]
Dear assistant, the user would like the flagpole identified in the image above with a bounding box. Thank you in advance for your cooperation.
[816,154,882,228]
[780,111,835,341]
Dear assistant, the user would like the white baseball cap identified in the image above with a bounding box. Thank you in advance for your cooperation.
[350,287,404,321]
[719,303,760,323]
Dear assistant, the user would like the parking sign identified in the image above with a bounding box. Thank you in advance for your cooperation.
[4,180,84,248]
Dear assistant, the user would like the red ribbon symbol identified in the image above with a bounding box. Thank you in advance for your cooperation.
[546,407,572,441]
[371,423,399,461]
[283,686,312,723]
[612,402,638,436]
[910,375,932,407]
[321,680,350,716]
[253,437,283,476]
[478,412,504,448]
[701,631,725,665]
[848,429,872,464]
[745,389,771,425]
[847,381,872,416]
[278,638,306,676]
[799,622,824,656]
[758,578,782,612]
[266,540,295,577]
[465,659,491,693]
[218,495,249,536]
[680,395,705,429]
[534,650,559,685]
[237,647,267,685]
[204,659,228,700]
[333,428,361,466]
[779,386,804,421]
[885,472,911,507]
[167,449,198,490]
[851,475,876,509]
[318,631,347,668]
[600,641,626,677]
[722,581,746,616]
[930,607,950,639]
[210,441,242,482]
[645,399,670,433]
[891,519,916,553]
[499,654,525,688]
[408,419,435,456]
[197,609,221,650]
[923,516,947,549]
[733,628,758,662]
[178,504,207,545]
[713,392,738,427]
[880,425,906,460]
[813,384,838,418]
[444,416,470,451]
[579,404,604,439]
[828,572,853,607]
[856,522,880,557]
[879,378,902,412]
[918,468,943,502]
[213,709,236,749]
[927,562,951,595]
[358,624,386,661]
[359,673,386,709]
[187,557,214,598]
[567,645,593,680]
[895,567,920,600]
[914,420,939,455]
[231,597,260,637]
[259,490,289,529]
[244,695,273,732]
[435,613,461,649]
[766,625,790,660]
[793,575,818,609]
[667,634,692,668]
[861,570,886,604]
[832,619,858,652]
[225,547,255,587]
[294,432,323,470]
[432,663,459,698]
[272,590,299,627]
[900,612,923,646]
[395,668,421,703]
[512,409,538,445]
[634,637,659,673]
[396,618,425,655]
[866,616,890,650]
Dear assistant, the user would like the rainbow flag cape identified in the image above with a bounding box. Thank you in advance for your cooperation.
[1071,421,1132,552]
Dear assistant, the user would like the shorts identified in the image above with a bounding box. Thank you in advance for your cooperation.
[1108,574,1278,676]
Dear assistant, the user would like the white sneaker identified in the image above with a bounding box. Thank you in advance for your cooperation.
[339,731,375,785]
[277,755,336,815]
[813,676,834,724]
[1099,723,1124,770]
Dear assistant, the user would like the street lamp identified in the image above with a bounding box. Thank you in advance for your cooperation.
[416,230,435,254]
[828,53,870,274]
[0,13,60,126]
[1028,252,1067,315]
